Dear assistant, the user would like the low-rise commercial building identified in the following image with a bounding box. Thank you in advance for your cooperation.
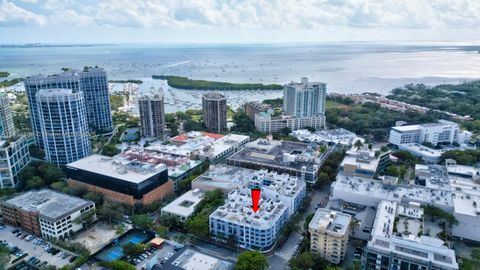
[161,189,204,222]
[398,143,445,164]
[340,145,391,179]
[147,131,249,164]
[209,169,306,250]
[192,133,250,163]
[332,161,480,242]
[0,136,31,188]
[119,148,203,190]
[363,200,458,270]
[292,128,363,146]
[309,209,351,264]
[1,189,96,240]
[66,154,172,206]
[227,138,331,184]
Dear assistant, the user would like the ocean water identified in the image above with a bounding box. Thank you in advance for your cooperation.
[1,42,479,112]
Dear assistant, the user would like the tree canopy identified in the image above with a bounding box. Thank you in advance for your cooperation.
[132,214,154,231]
[153,75,282,90]
[235,251,269,270]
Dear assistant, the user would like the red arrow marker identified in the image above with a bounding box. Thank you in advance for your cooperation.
[251,188,261,213]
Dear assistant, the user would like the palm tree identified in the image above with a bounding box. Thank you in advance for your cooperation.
[471,248,480,270]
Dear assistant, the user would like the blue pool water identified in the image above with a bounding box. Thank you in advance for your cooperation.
[95,231,149,262]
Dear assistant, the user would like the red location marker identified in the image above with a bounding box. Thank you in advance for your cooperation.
[251,188,261,213]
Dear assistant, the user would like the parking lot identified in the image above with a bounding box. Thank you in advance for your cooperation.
[132,242,177,269]
[0,225,75,269]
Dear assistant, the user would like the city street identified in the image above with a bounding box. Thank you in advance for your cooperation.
[269,186,331,268]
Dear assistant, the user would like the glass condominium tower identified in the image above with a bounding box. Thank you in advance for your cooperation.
[0,93,16,138]
[79,67,113,133]
[24,67,113,148]
[36,89,91,165]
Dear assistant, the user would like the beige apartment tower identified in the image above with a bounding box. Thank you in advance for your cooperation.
[138,91,166,139]
[309,208,351,264]
[202,93,227,133]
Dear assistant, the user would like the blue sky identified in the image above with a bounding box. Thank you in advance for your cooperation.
[0,0,479,44]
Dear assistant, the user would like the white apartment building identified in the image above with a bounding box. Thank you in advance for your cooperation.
[389,120,472,164]
[363,200,458,270]
[254,77,327,133]
[283,77,326,118]
[192,164,307,207]
[389,120,472,146]
[254,112,325,133]
[309,208,351,264]
[209,170,306,250]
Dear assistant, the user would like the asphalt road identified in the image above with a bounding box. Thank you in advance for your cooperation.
[269,186,331,268]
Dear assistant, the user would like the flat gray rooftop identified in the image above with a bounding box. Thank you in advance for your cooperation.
[67,154,167,183]
[228,139,322,172]
[4,189,92,221]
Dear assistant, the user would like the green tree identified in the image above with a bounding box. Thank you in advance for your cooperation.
[231,109,256,133]
[186,213,209,238]
[37,162,65,184]
[472,248,480,270]
[289,252,314,269]
[385,165,399,177]
[316,172,330,187]
[122,243,146,257]
[399,165,407,180]
[304,213,315,231]
[354,140,363,149]
[103,143,121,157]
[83,192,104,205]
[100,260,136,270]
[183,119,205,132]
[26,176,44,189]
[154,224,169,238]
[51,181,70,193]
[0,246,10,269]
[132,214,154,231]
[98,202,124,224]
[116,224,125,235]
[235,251,269,270]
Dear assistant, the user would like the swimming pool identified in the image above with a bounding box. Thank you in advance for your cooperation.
[94,230,151,262]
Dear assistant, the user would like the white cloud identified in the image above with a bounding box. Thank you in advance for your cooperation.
[50,9,94,26]
[0,0,46,26]
[78,0,480,30]
[3,0,480,33]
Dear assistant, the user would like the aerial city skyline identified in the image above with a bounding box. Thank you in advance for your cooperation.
[0,1,479,270]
